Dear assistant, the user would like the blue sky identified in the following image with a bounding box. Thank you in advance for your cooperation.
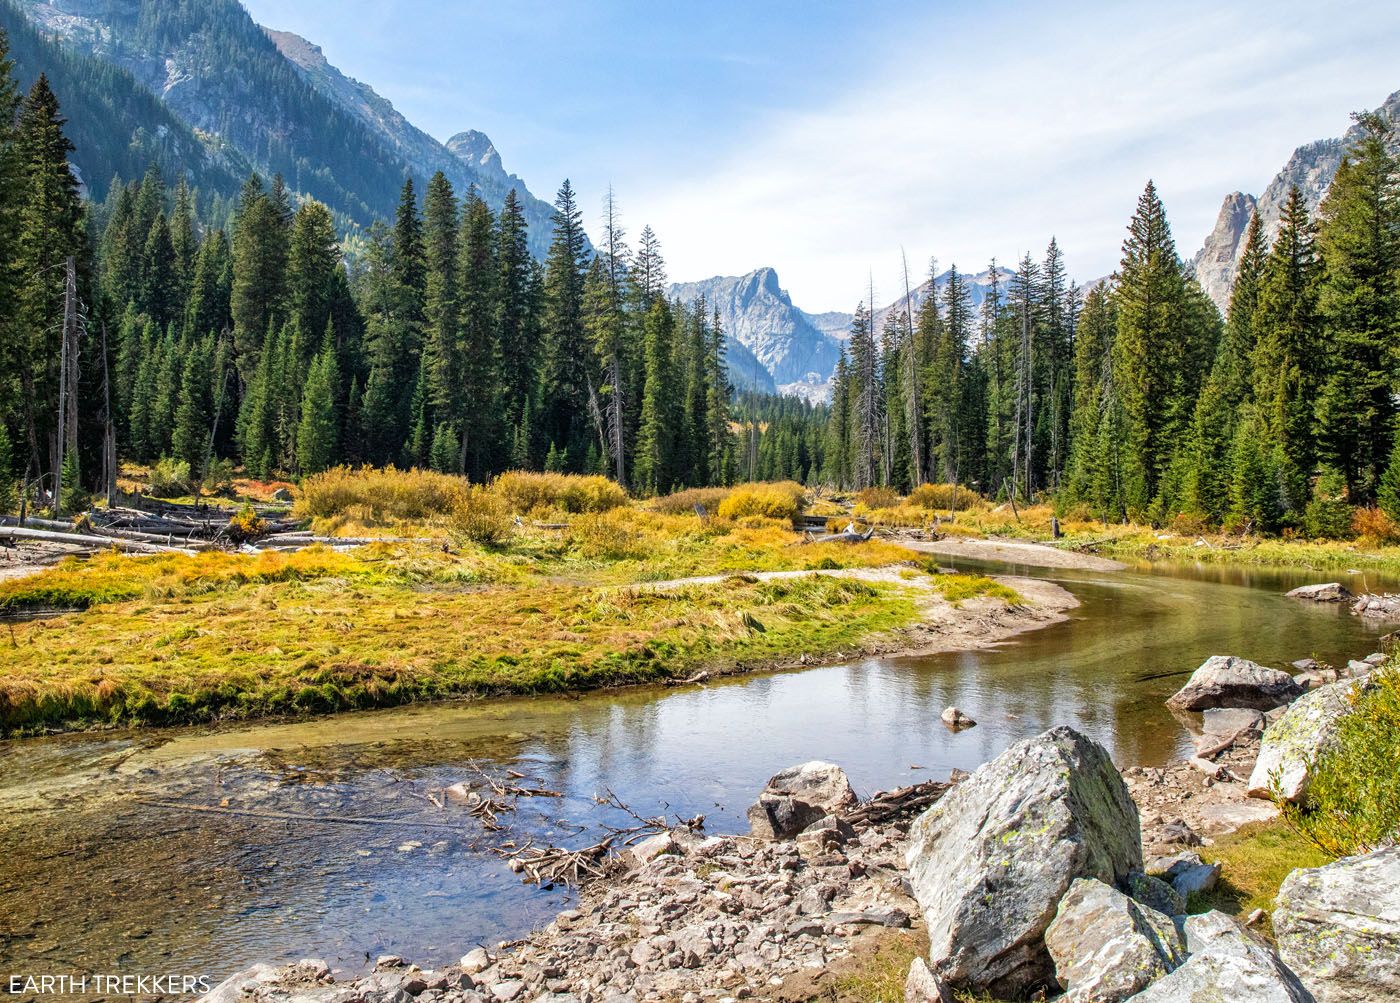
[243,0,1400,312]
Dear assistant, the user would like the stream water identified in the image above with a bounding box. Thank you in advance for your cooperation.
[0,557,1394,987]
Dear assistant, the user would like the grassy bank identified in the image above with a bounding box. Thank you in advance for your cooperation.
[0,475,1030,734]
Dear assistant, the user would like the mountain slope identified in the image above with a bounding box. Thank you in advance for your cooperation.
[0,0,247,202]
[669,268,842,387]
[1190,88,1400,313]
[12,0,560,252]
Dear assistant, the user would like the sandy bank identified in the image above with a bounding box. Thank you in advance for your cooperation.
[904,535,1128,571]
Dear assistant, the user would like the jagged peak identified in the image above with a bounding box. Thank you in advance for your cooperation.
[446,130,503,174]
[263,28,328,70]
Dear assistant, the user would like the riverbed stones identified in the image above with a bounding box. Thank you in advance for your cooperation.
[904,957,954,1002]
[1274,846,1400,1003]
[1352,593,1400,618]
[905,727,1142,998]
[1247,679,1364,803]
[940,706,976,729]
[1286,583,1352,602]
[1166,655,1303,712]
[200,964,282,1003]
[1044,877,1185,1001]
[746,761,857,840]
[1203,706,1266,737]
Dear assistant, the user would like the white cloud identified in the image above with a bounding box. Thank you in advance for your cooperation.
[624,0,1400,312]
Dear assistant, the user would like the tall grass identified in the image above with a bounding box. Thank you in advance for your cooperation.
[492,470,628,514]
[296,466,468,523]
[716,481,806,522]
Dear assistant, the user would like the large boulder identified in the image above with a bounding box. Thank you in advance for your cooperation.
[905,727,1142,998]
[1044,878,1185,1002]
[1247,679,1363,803]
[1167,656,1303,712]
[1274,846,1400,1003]
[1286,583,1352,602]
[746,761,856,840]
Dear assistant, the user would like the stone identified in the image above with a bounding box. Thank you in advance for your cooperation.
[1153,819,1203,848]
[1294,668,1339,690]
[199,964,281,1003]
[1274,846,1400,1003]
[1352,594,1400,619]
[746,762,856,840]
[1183,910,1259,959]
[629,833,678,865]
[904,957,953,1003]
[1127,941,1314,1002]
[1343,660,1374,678]
[376,956,406,971]
[1247,679,1364,803]
[489,980,525,1002]
[272,487,294,502]
[1046,878,1185,1001]
[460,949,490,974]
[1202,707,1266,737]
[1153,852,1221,899]
[905,727,1142,998]
[1197,801,1279,836]
[1166,655,1303,712]
[1286,583,1352,602]
[1126,871,1186,917]
[826,908,910,928]
[940,706,976,729]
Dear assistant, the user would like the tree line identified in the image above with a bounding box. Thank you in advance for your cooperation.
[0,31,753,512]
[826,110,1400,531]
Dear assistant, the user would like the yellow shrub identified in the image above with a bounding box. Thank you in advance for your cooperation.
[855,486,901,509]
[907,482,982,511]
[227,503,266,543]
[567,510,651,560]
[1352,507,1400,546]
[492,471,628,514]
[447,486,512,545]
[717,482,805,522]
[296,466,467,523]
[651,485,733,515]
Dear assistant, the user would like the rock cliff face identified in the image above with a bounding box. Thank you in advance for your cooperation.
[1190,88,1400,314]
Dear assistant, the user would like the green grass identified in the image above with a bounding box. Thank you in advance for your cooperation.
[1188,820,1332,937]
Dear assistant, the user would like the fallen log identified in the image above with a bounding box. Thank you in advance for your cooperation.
[804,527,875,544]
[0,526,196,555]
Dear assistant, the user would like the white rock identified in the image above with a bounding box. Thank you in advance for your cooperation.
[1044,878,1185,1002]
[460,947,490,973]
[904,957,953,1002]
[197,964,280,1003]
[1127,941,1313,1001]
[1167,655,1303,712]
[746,761,856,840]
[905,727,1142,998]
[1247,679,1363,802]
[1285,583,1352,602]
[1275,846,1400,1003]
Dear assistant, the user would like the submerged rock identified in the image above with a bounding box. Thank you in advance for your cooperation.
[1044,877,1185,1001]
[905,726,1141,998]
[940,706,976,729]
[746,761,857,840]
[1247,679,1364,803]
[1275,846,1400,1003]
[1286,583,1352,602]
[1166,655,1303,712]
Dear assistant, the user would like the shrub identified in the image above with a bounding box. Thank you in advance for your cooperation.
[227,503,266,543]
[1303,470,1354,541]
[650,485,732,516]
[1280,666,1400,858]
[716,482,805,522]
[296,466,467,523]
[148,457,193,497]
[491,471,628,515]
[202,457,238,497]
[855,486,901,509]
[1352,506,1400,547]
[907,482,981,511]
[567,510,649,560]
[447,486,512,545]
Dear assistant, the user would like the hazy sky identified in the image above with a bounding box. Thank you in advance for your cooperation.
[242,0,1400,313]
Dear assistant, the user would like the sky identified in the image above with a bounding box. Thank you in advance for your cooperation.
[240,0,1400,313]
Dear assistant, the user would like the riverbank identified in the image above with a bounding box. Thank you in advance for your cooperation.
[0,531,1073,735]
[901,536,1128,571]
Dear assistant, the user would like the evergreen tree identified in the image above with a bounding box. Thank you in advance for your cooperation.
[296,339,340,475]
[230,177,289,377]
[634,297,677,494]
[540,181,591,468]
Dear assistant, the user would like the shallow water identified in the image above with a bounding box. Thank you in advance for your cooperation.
[0,557,1392,985]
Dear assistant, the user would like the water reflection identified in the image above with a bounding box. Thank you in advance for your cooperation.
[0,558,1392,980]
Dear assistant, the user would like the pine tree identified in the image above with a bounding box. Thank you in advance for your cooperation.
[172,336,212,471]
[296,339,339,475]
[540,181,591,468]
[286,199,340,373]
[230,177,289,377]
[422,172,462,466]
[496,189,537,428]
[1064,283,1116,507]
[458,188,499,477]
[1314,111,1400,501]
[429,422,460,474]
[634,298,677,494]
[847,303,881,488]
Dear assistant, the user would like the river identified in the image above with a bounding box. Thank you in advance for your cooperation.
[0,556,1392,985]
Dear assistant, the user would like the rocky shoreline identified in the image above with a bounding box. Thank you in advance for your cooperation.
[203,644,1397,1003]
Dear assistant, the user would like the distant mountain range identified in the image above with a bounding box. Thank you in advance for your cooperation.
[1189,87,1400,314]
[670,265,1014,402]
[5,0,560,254]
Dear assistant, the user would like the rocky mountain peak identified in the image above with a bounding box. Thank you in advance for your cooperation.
[446,129,503,175]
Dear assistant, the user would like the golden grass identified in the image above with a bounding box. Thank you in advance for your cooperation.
[296,466,470,524]
[1189,820,1332,938]
[715,481,805,522]
[492,470,628,515]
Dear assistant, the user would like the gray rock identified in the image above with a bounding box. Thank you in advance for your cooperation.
[489,980,524,1003]
[904,957,953,1003]
[1247,679,1364,802]
[747,761,856,840]
[1045,878,1185,1002]
[1344,660,1375,678]
[1286,583,1352,602]
[271,487,294,502]
[1167,655,1303,712]
[198,965,281,1003]
[905,727,1142,998]
[1275,846,1400,1003]
[1352,594,1400,619]
[1295,668,1340,690]
[1184,910,1259,959]
[1203,707,1266,737]
[940,706,976,729]
[629,832,678,865]
[460,949,490,974]
[1128,941,1314,1001]
[1155,852,1222,899]
[1126,871,1186,917]
[826,908,910,928]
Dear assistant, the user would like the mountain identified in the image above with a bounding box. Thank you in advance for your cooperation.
[10,0,559,252]
[670,268,842,392]
[0,0,247,202]
[1190,87,1400,314]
